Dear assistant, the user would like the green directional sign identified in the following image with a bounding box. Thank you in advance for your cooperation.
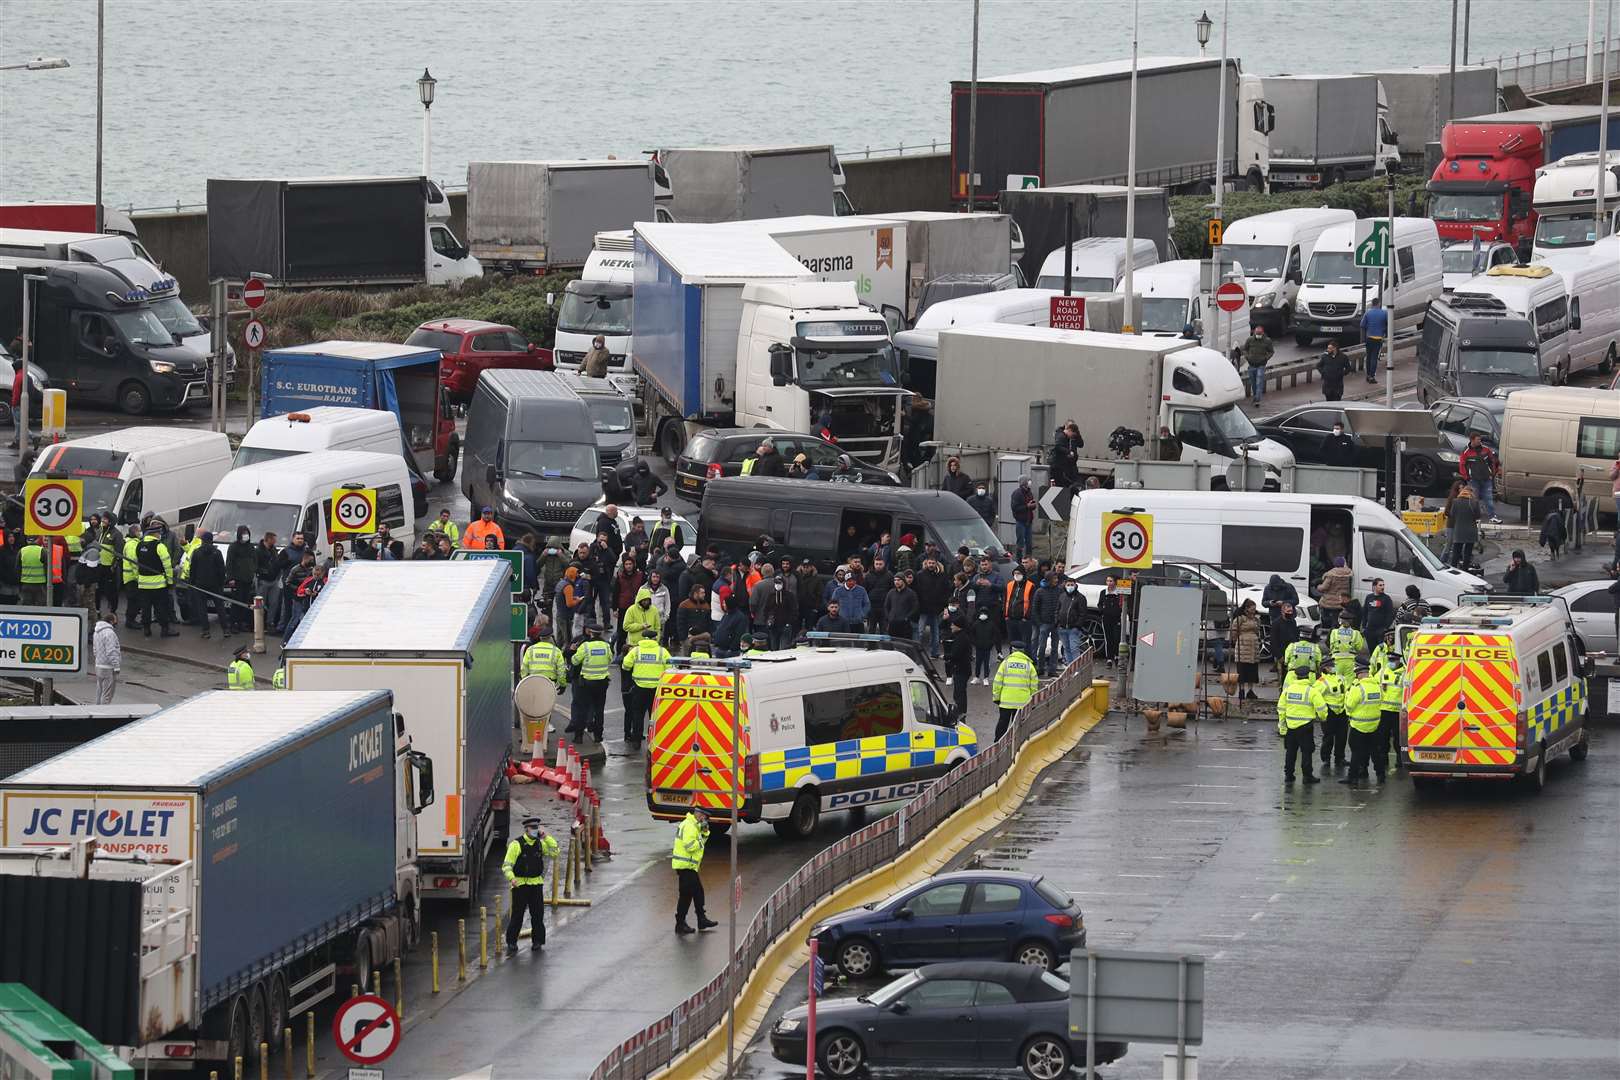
[1354,219,1390,269]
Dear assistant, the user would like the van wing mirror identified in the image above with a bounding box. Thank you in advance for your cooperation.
[486,463,499,486]
[768,343,793,386]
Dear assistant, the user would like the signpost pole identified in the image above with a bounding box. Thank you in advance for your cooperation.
[19,273,43,462]
[726,661,741,1080]
[805,938,819,1080]
[1177,956,1189,1080]
[210,278,226,434]
[967,0,980,208]
[41,563,52,705]
[1121,0,1140,334]
[1085,950,1097,1079]
[1385,177,1396,408]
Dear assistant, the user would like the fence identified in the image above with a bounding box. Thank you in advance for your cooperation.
[588,648,1098,1080]
[1488,38,1620,94]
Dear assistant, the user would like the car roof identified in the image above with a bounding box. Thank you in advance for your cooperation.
[700,428,828,444]
[1552,580,1611,597]
[416,318,516,334]
[917,870,1039,885]
[1435,395,1507,414]
[915,961,1060,997]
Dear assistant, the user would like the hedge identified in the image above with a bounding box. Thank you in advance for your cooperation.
[1171,174,1434,259]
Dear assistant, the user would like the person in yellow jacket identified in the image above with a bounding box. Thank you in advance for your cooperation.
[503,816,559,955]
[272,665,287,690]
[226,645,255,690]
[1377,649,1404,773]
[121,532,142,628]
[18,536,46,606]
[1327,612,1366,680]
[426,509,461,550]
[133,521,179,638]
[521,629,567,685]
[1277,667,1320,784]
[671,806,717,935]
[620,629,669,750]
[566,622,613,743]
[621,585,661,645]
[1312,660,1349,771]
[991,638,1037,741]
[1341,668,1387,785]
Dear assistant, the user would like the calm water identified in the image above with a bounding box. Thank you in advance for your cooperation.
[0,0,1600,209]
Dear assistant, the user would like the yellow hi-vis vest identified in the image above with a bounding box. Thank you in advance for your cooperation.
[571,639,613,681]
[1344,675,1385,732]
[521,640,566,684]
[992,649,1037,708]
[622,639,671,689]
[1278,673,1317,734]
[670,812,708,871]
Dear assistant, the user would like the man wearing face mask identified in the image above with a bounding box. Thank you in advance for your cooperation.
[504,816,559,955]
[755,570,798,650]
[1057,575,1088,668]
[224,526,257,634]
[965,481,996,527]
[1321,421,1357,468]
[944,599,972,715]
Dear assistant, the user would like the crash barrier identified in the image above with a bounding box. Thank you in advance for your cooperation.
[588,649,1099,1080]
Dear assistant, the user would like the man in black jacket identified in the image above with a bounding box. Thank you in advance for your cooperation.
[1361,577,1397,643]
[883,572,920,639]
[940,456,974,500]
[913,557,952,658]
[864,557,895,624]
[1317,341,1350,402]
[224,527,258,633]
[188,532,228,638]
[965,481,996,526]
[944,604,973,715]
[793,559,823,637]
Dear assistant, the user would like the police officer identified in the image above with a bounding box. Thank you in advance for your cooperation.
[121,528,142,628]
[1377,645,1404,771]
[1342,666,1386,784]
[1282,632,1321,675]
[1328,610,1365,680]
[1277,666,1321,784]
[671,805,718,935]
[503,816,559,956]
[991,636,1037,741]
[1313,659,1349,770]
[621,629,670,749]
[521,627,567,686]
[567,622,613,743]
[272,662,287,689]
[135,518,180,638]
[226,645,255,690]
[17,535,45,606]
[1369,628,1396,676]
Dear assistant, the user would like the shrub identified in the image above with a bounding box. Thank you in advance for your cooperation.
[1171,174,1433,259]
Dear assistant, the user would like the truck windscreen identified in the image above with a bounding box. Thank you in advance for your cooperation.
[795,344,900,389]
[1459,348,1539,378]
[1533,215,1600,249]
[1430,193,1501,223]
[558,289,632,336]
[111,308,175,347]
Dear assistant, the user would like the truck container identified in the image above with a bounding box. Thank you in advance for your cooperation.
[1356,65,1499,157]
[207,176,479,288]
[0,201,142,244]
[998,185,1172,287]
[283,560,513,905]
[1429,106,1620,249]
[657,145,850,222]
[724,215,910,320]
[0,689,431,1071]
[870,210,1015,319]
[931,324,1292,485]
[466,159,658,271]
[1238,75,1399,189]
[951,57,1239,207]
[259,339,457,485]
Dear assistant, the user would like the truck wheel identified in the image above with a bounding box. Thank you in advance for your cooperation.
[659,421,686,466]
[1570,729,1589,762]
[226,996,250,1069]
[1245,167,1265,193]
[434,438,460,483]
[117,380,151,416]
[1294,331,1314,348]
[246,983,268,1064]
[266,972,288,1051]
[351,931,374,992]
[773,789,821,839]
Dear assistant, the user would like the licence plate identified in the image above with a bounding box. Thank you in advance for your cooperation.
[1412,749,1455,763]
[679,476,699,490]
[186,383,205,399]
[661,790,695,805]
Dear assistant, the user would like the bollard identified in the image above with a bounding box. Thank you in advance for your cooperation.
[458,917,467,982]
[431,930,440,993]
[549,849,561,906]
[259,1043,269,1080]
[394,956,403,1020]
[283,1027,292,1080]
[211,1073,219,1080]
[305,1013,315,1078]
[234,1056,243,1080]
[561,838,574,899]
[252,595,266,654]
[372,970,381,998]
[351,983,359,1001]
[572,832,583,893]
[479,904,489,969]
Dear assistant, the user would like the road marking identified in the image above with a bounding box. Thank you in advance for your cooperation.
[1116,873,1167,879]
[1171,818,1218,824]
[1249,911,1266,922]
[1189,784,1247,789]
[1293,838,1335,846]
[1196,763,1253,769]
[1172,800,1231,805]
[1268,893,1283,903]
[1200,932,1246,940]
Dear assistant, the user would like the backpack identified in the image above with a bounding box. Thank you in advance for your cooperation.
[136,535,164,577]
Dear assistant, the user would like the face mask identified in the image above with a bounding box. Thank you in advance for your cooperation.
[774,582,783,591]
[976,488,986,496]
[1014,574,1024,582]
[948,604,959,613]
[525,827,540,839]
[966,591,976,603]
[1065,585,1076,593]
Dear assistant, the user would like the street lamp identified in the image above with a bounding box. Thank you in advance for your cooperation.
[0,56,70,71]
[417,68,437,180]
[1195,10,1213,54]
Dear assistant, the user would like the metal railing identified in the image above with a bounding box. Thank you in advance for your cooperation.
[1488,38,1620,94]
[589,648,1097,1080]
[852,139,950,160]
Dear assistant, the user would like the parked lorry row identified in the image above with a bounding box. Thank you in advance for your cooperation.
[1236,74,1401,190]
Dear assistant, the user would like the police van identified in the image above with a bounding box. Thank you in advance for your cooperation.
[1403,595,1590,791]
[646,638,978,838]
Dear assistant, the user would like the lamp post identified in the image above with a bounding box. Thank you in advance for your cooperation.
[1195,10,1213,55]
[417,68,437,180]
[96,0,104,232]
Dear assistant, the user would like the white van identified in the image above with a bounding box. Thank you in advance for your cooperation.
[911,287,1060,331]
[1034,237,1158,293]
[1218,207,1355,336]
[1453,264,1575,381]
[1500,386,1620,514]
[1536,236,1620,377]
[1132,259,1251,355]
[31,426,232,528]
[1293,217,1442,346]
[234,406,405,469]
[199,450,414,555]
[1066,489,1487,612]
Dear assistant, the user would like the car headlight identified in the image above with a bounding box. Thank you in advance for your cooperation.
[775,1018,802,1034]
[500,488,527,513]
[149,360,175,374]
[1437,450,1459,463]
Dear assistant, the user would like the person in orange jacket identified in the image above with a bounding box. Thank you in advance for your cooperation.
[464,505,506,550]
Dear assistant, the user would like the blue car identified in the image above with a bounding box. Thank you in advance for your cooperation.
[812,870,1085,977]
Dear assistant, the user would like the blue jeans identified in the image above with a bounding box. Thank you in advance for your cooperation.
[1248,365,1265,403]
[1035,623,1058,674]
[1477,476,1497,520]
[1014,519,1033,558]
[1060,627,1082,666]
[1365,336,1384,380]
[918,612,941,656]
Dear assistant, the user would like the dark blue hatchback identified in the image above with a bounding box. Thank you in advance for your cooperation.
[812,870,1085,977]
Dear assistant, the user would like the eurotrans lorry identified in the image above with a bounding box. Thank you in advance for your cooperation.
[931,324,1294,487]
[0,689,434,1072]
[633,222,910,467]
[466,159,661,272]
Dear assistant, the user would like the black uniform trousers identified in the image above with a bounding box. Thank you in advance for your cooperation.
[625,683,654,744]
[1379,710,1400,768]
[676,868,707,925]
[507,883,546,949]
[1319,710,1348,766]
[1348,727,1386,781]
[952,665,970,717]
[1283,724,1317,780]
[569,676,608,739]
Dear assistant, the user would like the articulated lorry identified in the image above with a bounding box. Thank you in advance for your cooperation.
[876,210,1016,319]
[0,689,433,1072]
[207,176,480,288]
[932,324,1293,487]
[1357,65,1499,159]
[951,57,1239,206]
[1429,106,1620,250]
[1237,75,1401,190]
[633,222,909,467]
[998,184,1173,287]
[1530,150,1620,260]
[656,145,853,222]
[466,160,661,272]
[724,215,910,321]
[283,560,514,906]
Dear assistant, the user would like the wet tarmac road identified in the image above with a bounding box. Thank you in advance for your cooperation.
[738,705,1620,1080]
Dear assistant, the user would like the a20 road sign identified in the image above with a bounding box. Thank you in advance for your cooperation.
[23,478,85,537]
[1354,220,1390,269]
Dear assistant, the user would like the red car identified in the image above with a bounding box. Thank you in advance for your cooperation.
[406,318,552,403]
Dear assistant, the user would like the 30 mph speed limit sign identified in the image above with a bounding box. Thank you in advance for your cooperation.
[1100,511,1153,569]
[24,479,85,537]
[329,487,377,536]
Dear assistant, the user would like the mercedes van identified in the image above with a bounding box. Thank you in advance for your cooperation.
[31,427,232,527]
[462,369,602,540]
[199,450,414,556]
[1292,217,1442,346]
[1034,237,1158,293]
[1218,207,1355,335]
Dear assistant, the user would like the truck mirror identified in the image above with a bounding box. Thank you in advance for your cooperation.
[408,750,435,811]
[546,292,555,306]
[768,343,792,386]
[881,304,904,335]
[897,349,911,380]
[486,463,499,486]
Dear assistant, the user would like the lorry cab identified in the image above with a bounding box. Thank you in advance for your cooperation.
[1529,150,1620,261]
[1441,239,1518,292]
[0,258,209,415]
[1218,207,1355,335]
[646,642,977,838]
[1133,258,1251,354]
[32,426,232,528]
[1034,237,1158,293]
[1416,293,1543,405]
[736,280,909,467]
[1428,117,1543,247]
[1403,594,1589,790]
[1294,217,1442,346]
[1452,264,1573,381]
[200,450,414,558]
[1156,343,1294,478]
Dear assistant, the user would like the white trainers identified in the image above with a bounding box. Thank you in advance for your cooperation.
[1489,517,1503,525]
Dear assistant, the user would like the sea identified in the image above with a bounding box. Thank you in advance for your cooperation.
[0,0,1603,211]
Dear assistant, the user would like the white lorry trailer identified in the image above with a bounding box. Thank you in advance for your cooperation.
[1237,75,1401,191]
[467,159,660,272]
[657,145,853,222]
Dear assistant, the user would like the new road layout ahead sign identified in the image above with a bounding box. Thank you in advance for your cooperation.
[0,606,89,674]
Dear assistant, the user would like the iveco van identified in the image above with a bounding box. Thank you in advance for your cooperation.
[462,369,602,540]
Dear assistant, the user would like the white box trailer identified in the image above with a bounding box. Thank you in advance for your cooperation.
[659,145,843,222]
[467,159,658,270]
[283,560,514,903]
[723,214,909,321]
[875,210,1015,318]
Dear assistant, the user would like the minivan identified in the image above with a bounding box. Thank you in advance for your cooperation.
[31,426,232,527]
[1293,217,1442,346]
[1500,386,1620,514]
[1416,293,1544,405]
[1133,259,1251,354]
[1452,264,1575,382]
[1218,207,1355,336]
[1067,489,1488,613]
[1034,237,1158,293]
[1536,236,1620,378]
[699,476,1006,571]
[199,450,414,556]
[462,369,602,540]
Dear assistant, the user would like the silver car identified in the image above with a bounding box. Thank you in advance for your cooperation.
[1554,580,1620,655]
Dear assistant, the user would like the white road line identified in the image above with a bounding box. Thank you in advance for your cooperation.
[1268,893,1283,903]
[1190,784,1247,789]
[1172,800,1231,805]
[1196,763,1253,769]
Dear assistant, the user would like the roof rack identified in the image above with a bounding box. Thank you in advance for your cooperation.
[804,631,943,683]
[1445,293,1511,313]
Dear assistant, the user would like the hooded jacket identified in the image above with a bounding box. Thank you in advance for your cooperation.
[1262,575,1299,617]
[621,585,662,641]
[189,537,226,593]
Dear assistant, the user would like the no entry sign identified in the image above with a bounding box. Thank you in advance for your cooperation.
[1214,281,1247,313]
[241,278,266,309]
[332,995,400,1066]
[23,478,84,537]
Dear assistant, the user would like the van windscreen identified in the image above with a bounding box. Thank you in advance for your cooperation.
[1034,275,1112,293]
[232,446,299,469]
[1305,251,1359,285]
[40,448,128,516]
[931,516,1004,557]
[507,441,598,481]
[200,500,299,542]
[1458,348,1539,378]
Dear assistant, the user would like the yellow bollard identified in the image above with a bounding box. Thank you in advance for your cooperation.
[458,917,467,982]
[479,905,489,969]
[495,891,505,956]
[548,850,561,906]
[259,1043,268,1080]
[372,970,381,997]
[394,956,403,1020]
[431,930,440,993]
[283,1028,292,1080]
[351,983,359,1000]
[572,833,583,894]
[305,1013,315,1079]
[234,1056,243,1080]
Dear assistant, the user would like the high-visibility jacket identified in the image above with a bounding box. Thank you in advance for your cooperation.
[99,529,117,567]
[1344,675,1385,732]
[135,533,173,590]
[43,540,65,584]
[226,659,255,690]
[571,639,613,681]
[428,519,461,548]
[18,543,45,585]
[1369,642,1392,674]
[670,812,708,871]
[464,519,505,550]
[1278,672,1317,734]
[992,649,1037,708]
[179,537,201,581]
[121,536,139,584]
[622,638,671,689]
[503,832,559,887]
[688,649,712,660]
[1328,627,1365,677]
[740,456,758,475]
[1282,639,1321,672]
[521,640,566,684]
[1003,579,1035,619]
[1378,662,1403,708]
[1312,671,1346,713]
[622,593,661,642]
[272,667,287,690]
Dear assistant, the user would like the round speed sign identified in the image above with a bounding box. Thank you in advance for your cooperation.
[329,488,377,535]
[24,478,85,537]
[1100,511,1153,569]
